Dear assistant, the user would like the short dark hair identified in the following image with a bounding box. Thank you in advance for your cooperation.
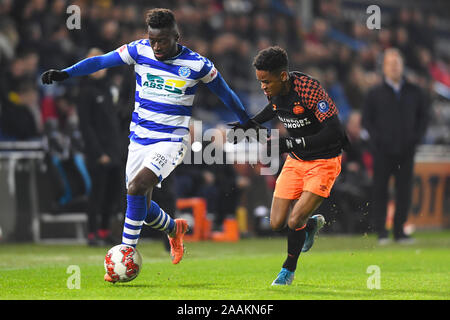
[146,8,177,29]
[253,46,289,74]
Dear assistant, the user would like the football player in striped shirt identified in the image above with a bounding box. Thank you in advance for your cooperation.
[41,8,258,282]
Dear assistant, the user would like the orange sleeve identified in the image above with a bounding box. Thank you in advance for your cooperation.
[293,76,338,123]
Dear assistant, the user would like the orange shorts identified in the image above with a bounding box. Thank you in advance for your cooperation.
[273,155,342,199]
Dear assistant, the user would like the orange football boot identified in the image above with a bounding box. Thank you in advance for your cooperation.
[104,273,118,283]
[168,219,189,264]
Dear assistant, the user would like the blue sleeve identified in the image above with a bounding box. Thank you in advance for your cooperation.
[205,73,250,124]
[62,51,126,78]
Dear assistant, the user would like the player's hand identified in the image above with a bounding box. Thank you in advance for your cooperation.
[227,119,265,131]
[41,69,69,84]
[226,119,267,144]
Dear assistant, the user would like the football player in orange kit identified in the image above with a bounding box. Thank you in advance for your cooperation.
[241,46,348,285]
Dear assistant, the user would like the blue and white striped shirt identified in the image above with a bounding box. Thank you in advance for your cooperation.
[63,39,250,146]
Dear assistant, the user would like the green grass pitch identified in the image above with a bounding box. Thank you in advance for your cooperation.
[0,231,449,300]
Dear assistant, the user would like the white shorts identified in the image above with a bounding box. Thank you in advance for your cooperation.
[125,138,188,189]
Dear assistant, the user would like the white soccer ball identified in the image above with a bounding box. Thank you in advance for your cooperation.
[104,245,142,282]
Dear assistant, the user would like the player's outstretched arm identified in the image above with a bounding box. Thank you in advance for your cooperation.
[205,73,251,125]
[228,102,274,129]
[41,51,125,84]
[226,102,275,143]
[251,102,276,125]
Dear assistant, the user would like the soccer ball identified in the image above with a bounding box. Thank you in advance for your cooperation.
[104,245,142,282]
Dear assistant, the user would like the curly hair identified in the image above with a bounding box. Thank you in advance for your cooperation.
[253,46,289,74]
[145,8,177,29]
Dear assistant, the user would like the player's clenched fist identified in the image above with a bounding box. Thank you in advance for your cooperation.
[41,69,69,84]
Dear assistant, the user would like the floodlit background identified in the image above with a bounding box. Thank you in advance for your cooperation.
[0,0,449,243]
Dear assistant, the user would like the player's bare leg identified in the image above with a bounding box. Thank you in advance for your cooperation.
[288,191,324,230]
[269,196,293,231]
[127,167,159,196]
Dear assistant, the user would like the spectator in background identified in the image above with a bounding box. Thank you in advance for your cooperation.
[0,49,39,105]
[42,93,91,210]
[344,64,367,111]
[344,111,373,178]
[323,67,351,123]
[0,0,19,69]
[394,26,414,68]
[97,20,120,53]
[173,120,205,199]
[362,48,430,244]
[76,48,124,246]
[330,110,372,233]
[203,125,241,231]
[0,82,42,140]
[240,162,274,236]
[176,124,242,231]
[302,17,333,67]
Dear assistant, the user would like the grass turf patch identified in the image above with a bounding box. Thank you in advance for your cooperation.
[0,231,449,300]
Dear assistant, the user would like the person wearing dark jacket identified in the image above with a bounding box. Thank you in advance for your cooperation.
[0,83,41,140]
[76,48,125,246]
[362,48,429,244]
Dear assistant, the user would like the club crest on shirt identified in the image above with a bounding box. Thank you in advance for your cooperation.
[293,102,304,114]
[178,66,191,78]
[317,100,329,113]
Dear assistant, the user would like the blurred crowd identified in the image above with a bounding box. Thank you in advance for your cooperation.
[0,0,449,235]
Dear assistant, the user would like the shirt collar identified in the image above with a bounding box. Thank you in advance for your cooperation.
[385,77,404,93]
